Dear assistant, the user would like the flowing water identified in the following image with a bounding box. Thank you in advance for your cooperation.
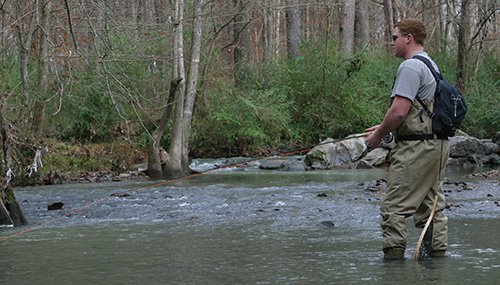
[1,163,499,284]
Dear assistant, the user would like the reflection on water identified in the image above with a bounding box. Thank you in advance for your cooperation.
[1,168,499,284]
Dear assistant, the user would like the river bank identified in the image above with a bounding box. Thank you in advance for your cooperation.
[17,135,499,187]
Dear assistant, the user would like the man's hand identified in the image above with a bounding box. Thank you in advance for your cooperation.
[365,125,382,150]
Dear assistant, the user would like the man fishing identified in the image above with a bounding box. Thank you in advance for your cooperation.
[364,18,450,259]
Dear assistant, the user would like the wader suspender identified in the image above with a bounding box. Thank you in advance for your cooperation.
[396,56,448,142]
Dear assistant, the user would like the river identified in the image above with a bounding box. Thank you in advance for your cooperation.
[1,162,499,284]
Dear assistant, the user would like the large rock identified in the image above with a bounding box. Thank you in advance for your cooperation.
[363,148,390,167]
[449,135,499,157]
[259,157,305,171]
[305,137,367,169]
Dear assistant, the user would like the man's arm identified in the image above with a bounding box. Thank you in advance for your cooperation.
[365,95,413,149]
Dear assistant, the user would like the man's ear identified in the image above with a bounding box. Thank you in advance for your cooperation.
[405,34,414,44]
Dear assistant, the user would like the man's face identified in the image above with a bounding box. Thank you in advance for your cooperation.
[391,27,407,58]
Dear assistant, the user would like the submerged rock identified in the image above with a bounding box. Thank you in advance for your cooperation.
[319,221,335,228]
[48,202,64,211]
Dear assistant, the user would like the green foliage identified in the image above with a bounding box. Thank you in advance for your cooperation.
[43,154,105,173]
[459,51,499,137]
[54,70,118,142]
[265,45,397,142]
[429,51,499,138]
[190,81,295,157]
[1,29,498,161]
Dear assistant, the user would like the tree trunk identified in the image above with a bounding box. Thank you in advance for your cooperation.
[31,0,52,138]
[163,0,187,179]
[181,0,204,175]
[0,96,26,226]
[443,0,457,53]
[340,0,356,54]
[16,1,38,106]
[274,0,282,58]
[383,0,394,51]
[1,186,27,226]
[457,0,473,92]
[354,0,369,52]
[232,0,250,84]
[264,4,274,63]
[286,0,301,60]
[160,0,204,179]
[146,79,181,179]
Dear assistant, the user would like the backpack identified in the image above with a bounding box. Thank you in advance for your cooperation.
[413,55,467,139]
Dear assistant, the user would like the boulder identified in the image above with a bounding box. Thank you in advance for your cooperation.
[305,137,367,169]
[363,148,390,167]
[449,135,498,157]
[259,158,305,171]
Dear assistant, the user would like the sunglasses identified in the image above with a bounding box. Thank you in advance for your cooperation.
[392,34,410,41]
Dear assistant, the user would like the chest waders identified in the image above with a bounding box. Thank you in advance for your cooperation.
[381,100,450,259]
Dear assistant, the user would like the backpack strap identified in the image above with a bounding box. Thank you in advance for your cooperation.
[412,55,443,81]
[412,55,442,118]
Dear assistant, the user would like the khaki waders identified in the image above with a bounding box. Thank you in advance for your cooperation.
[381,100,450,258]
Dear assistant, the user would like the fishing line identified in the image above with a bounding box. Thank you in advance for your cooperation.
[0,133,369,242]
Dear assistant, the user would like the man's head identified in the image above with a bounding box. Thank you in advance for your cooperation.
[392,18,427,58]
[395,18,427,45]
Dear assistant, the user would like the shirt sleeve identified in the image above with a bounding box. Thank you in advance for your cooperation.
[391,61,421,102]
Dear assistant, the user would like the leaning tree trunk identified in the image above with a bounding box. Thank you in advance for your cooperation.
[1,185,27,226]
[146,79,181,179]
[0,96,27,227]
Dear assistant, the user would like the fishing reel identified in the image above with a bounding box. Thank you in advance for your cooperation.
[365,132,394,151]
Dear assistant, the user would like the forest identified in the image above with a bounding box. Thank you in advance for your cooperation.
[0,0,498,181]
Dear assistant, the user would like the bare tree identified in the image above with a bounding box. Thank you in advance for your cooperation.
[31,0,53,138]
[263,1,275,63]
[383,0,394,50]
[457,0,473,92]
[340,0,356,53]
[232,0,250,84]
[286,0,301,59]
[15,1,38,108]
[354,0,369,52]
[147,0,205,179]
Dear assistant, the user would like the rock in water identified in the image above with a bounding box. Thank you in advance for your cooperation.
[319,220,335,228]
[48,202,64,211]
